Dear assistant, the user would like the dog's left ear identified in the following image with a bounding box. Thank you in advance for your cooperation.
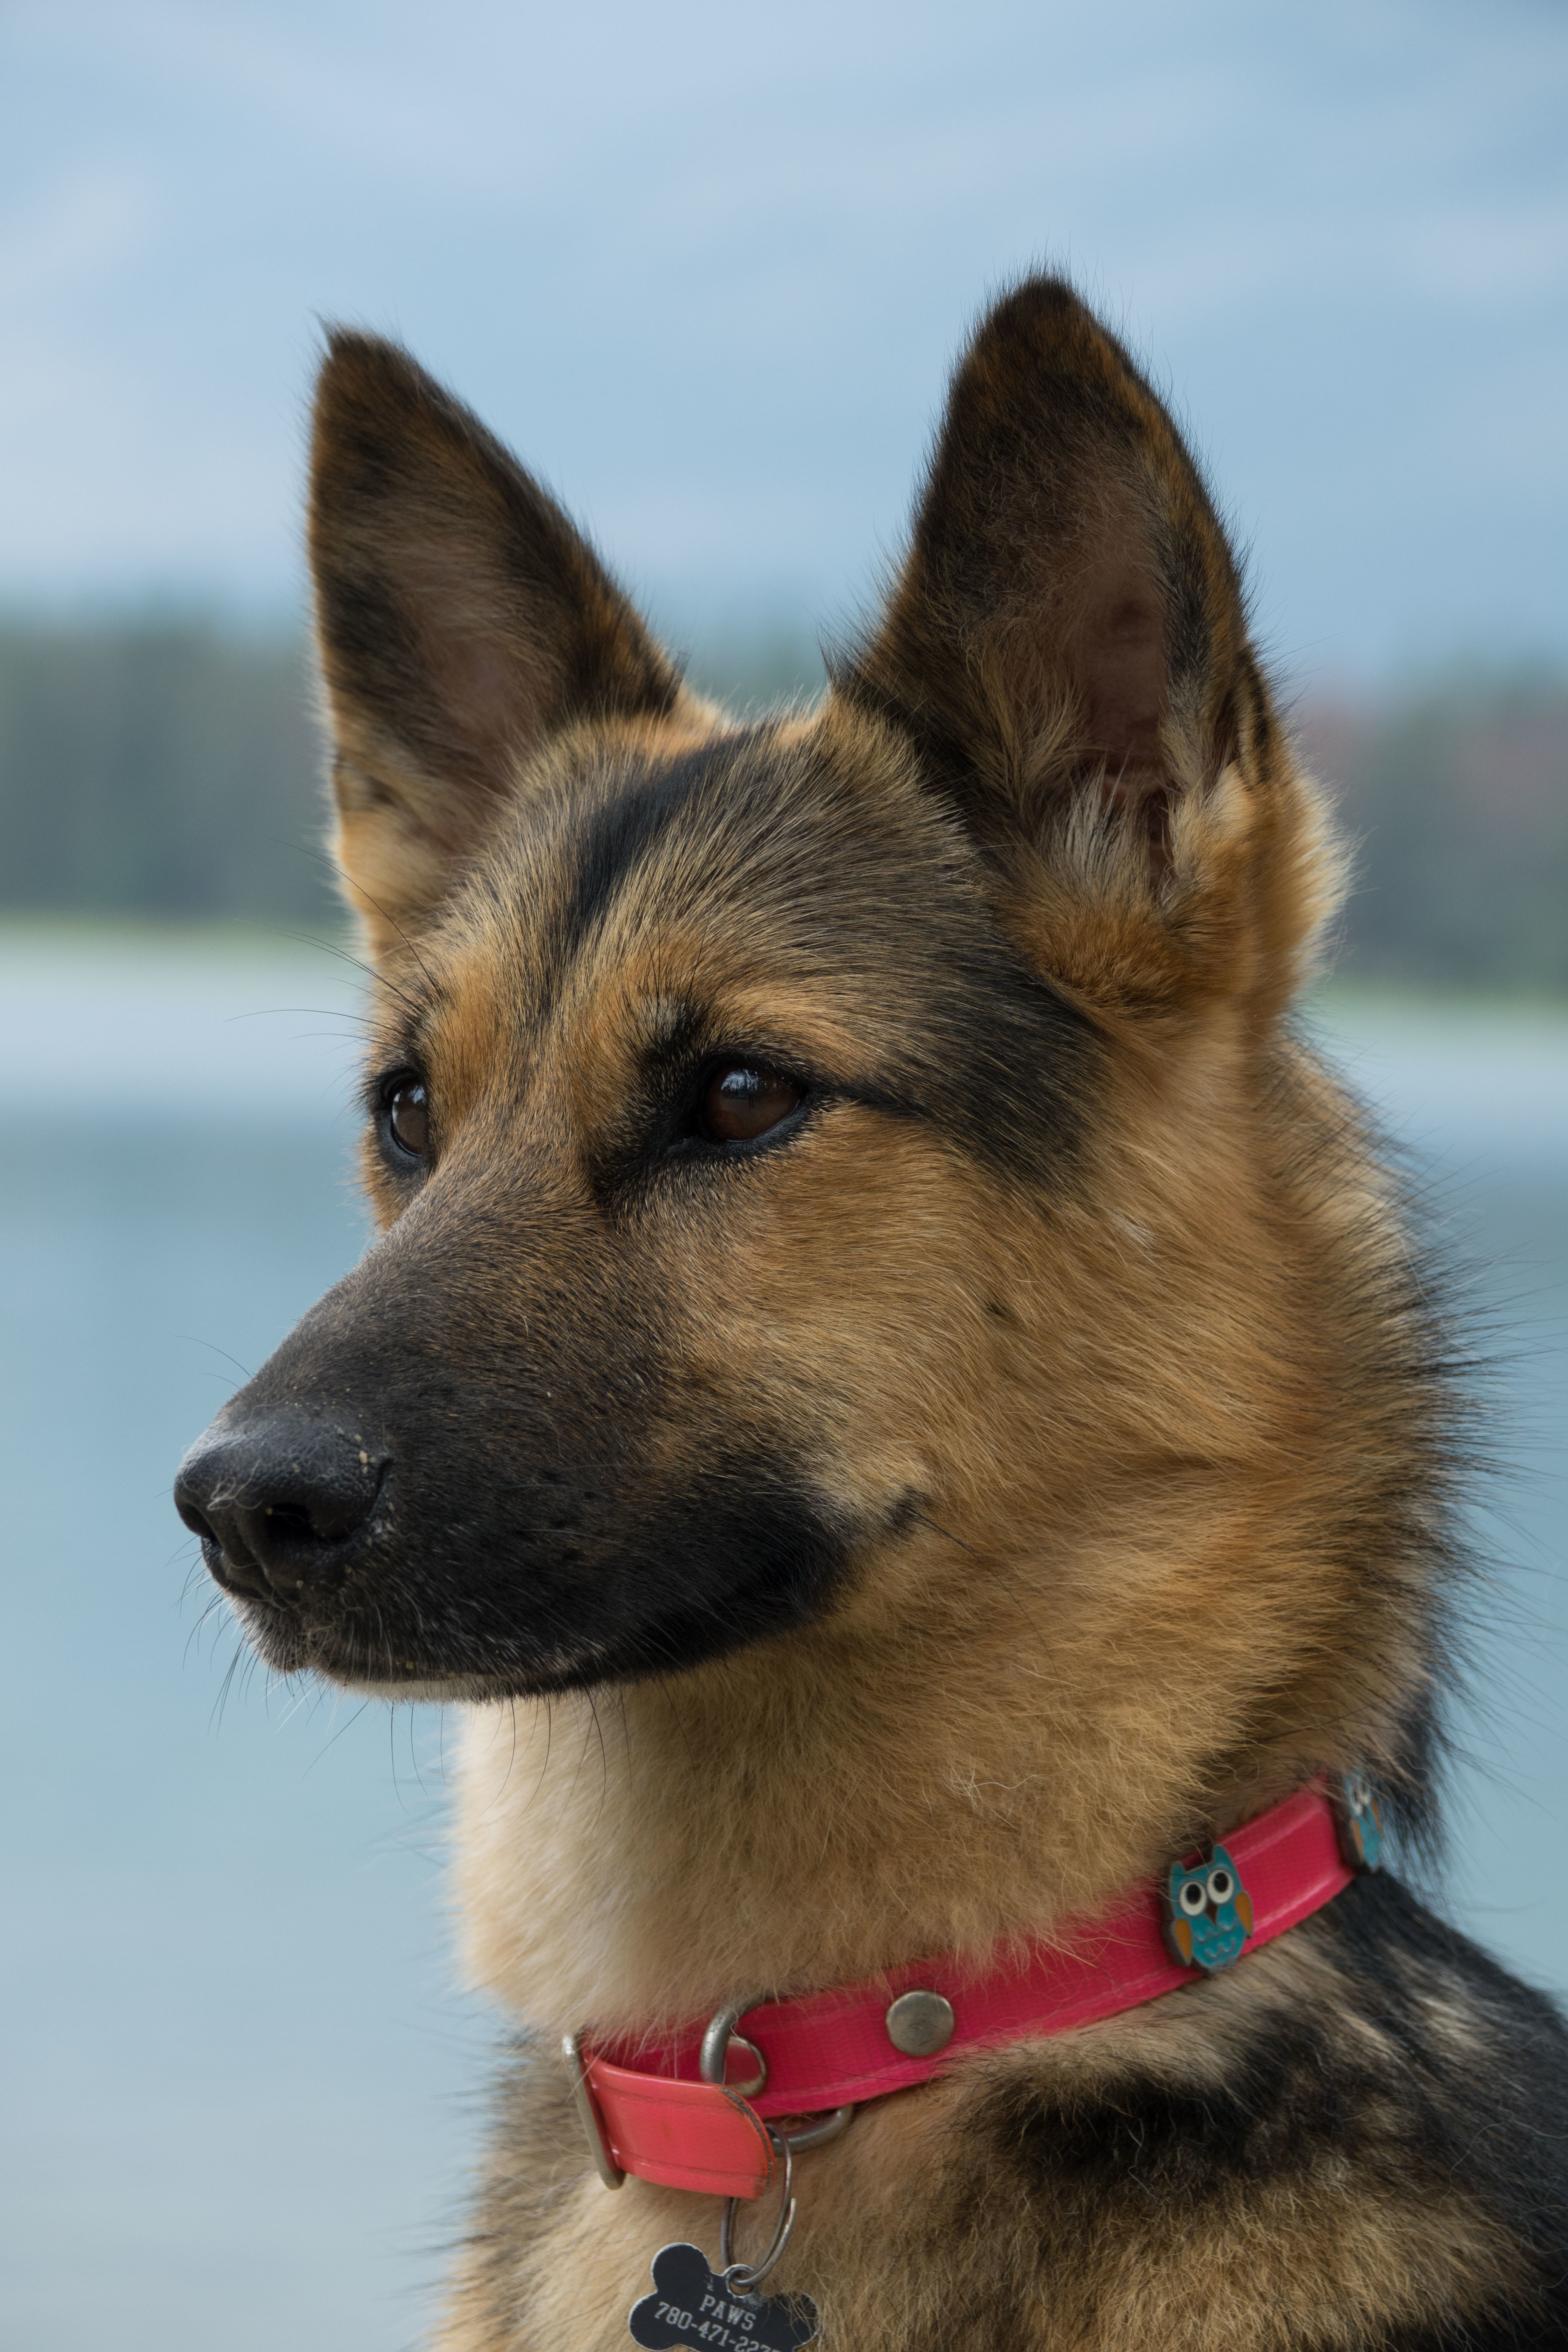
[837,277,1335,1017]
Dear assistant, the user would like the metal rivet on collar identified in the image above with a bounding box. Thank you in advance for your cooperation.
[884,1989,955,2057]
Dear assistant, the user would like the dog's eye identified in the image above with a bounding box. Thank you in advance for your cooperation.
[701,1063,802,1145]
[386,1079,430,1159]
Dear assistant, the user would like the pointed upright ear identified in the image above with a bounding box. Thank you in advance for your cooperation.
[309,330,692,950]
[837,279,1328,1015]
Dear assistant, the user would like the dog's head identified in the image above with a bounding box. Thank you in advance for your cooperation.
[178,283,1415,1787]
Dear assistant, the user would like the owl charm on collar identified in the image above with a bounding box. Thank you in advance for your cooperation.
[1332,1771,1385,1871]
[1165,1844,1255,1972]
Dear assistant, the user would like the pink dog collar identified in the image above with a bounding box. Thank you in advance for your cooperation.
[567,1783,1359,2200]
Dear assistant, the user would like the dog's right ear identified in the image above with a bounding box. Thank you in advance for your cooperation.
[309,331,687,950]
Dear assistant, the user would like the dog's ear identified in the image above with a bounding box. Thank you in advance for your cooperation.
[309,330,688,948]
[837,278,1332,1017]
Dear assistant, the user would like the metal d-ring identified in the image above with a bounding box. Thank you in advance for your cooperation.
[701,1994,855,2154]
[699,1997,769,2098]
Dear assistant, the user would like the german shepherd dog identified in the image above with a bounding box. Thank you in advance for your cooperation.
[175,279,1568,2350]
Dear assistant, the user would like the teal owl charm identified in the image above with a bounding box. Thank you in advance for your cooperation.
[1332,1771,1384,1871]
[1165,1844,1255,1973]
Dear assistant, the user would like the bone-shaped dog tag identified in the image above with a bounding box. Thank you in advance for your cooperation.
[628,2242,819,2352]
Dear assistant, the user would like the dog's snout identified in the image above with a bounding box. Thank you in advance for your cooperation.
[175,1413,387,1604]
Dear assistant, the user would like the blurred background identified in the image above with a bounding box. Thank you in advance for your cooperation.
[3,3,1565,2347]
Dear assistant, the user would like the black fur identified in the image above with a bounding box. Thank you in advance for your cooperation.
[950,1874,1568,2349]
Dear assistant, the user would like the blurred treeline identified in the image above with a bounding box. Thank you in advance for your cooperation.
[1295,681,1568,993]
[0,616,1563,993]
[0,619,331,924]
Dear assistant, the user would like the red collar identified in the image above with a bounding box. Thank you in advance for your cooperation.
[567,1783,1357,2201]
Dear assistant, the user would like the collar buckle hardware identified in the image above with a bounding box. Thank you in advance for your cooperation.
[563,2027,625,2190]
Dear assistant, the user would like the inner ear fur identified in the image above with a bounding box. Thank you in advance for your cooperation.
[309,329,690,947]
[836,278,1323,1013]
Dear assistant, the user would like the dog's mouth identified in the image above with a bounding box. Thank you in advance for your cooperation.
[183,1494,644,1702]
[201,1558,812,1703]
[208,1584,613,1701]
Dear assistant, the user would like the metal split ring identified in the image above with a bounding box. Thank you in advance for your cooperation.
[720,2126,796,2292]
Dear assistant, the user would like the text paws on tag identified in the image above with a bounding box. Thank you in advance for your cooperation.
[628,2242,818,2352]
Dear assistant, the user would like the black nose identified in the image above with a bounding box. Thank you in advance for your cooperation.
[175,1412,387,1604]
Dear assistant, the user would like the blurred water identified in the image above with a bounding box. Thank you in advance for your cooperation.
[2,929,1565,2352]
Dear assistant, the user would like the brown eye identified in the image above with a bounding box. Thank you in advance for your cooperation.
[701,1063,802,1145]
[387,1079,430,1158]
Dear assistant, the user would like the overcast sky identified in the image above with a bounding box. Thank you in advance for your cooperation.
[4,0,1565,687]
